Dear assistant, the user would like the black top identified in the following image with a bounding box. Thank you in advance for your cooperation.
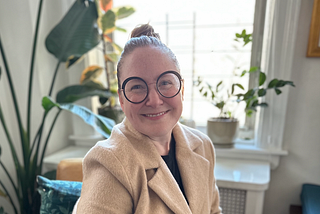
[161,135,188,203]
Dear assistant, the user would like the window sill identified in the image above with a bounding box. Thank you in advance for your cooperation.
[215,143,288,170]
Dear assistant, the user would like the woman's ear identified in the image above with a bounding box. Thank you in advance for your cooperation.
[118,90,124,110]
[181,80,185,101]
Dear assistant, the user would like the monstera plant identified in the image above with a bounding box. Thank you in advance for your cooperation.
[0,0,134,213]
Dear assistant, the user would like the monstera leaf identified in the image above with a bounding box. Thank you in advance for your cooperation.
[45,0,100,62]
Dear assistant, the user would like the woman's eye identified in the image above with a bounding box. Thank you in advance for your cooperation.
[159,80,172,86]
[131,85,145,91]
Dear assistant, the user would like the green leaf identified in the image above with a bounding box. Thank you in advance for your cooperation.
[243,89,255,100]
[235,33,241,38]
[101,10,116,33]
[59,104,115,138]
[276,80,296,88]
[56,85,113,104]
[268,79,279,88]
[113,6,136,19]
[275,88,282,95]
[259,71,266,86]
[111,42,123,53]
[251,99,259,107]
[115,26,127,32]
[203,91,208,97]
[45,0,100,62]
[215,101,225,110]
[240,70,247,77]
[249,66,259,73]
[199,87,204,93]
[258,88,267,97]
[105,52,119,62]
[216,81,223,92]
[257,102,268,107]
[231,84,242,94]
[42,96,59,113]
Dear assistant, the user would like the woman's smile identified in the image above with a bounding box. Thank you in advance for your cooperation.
[142,110,170,119]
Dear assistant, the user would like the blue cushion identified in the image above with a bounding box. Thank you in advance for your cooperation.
[301,183,320,214]
[37,175,82,214]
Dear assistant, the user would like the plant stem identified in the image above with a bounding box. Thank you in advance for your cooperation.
[0,104,21,181]
[48,61,61,96]
[0,161,19,202]
[27,0,44,145]
[39,109,62,173]
[101,34,110,90]
[32,112,47,172]
[0,180,18,214]
[0,36,27,166]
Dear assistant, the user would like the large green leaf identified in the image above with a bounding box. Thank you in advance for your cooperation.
[45,0,100,62]
[42,96,115,138]
[56,85,114,104]
[113,6,135,19]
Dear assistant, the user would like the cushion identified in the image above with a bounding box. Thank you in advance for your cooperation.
[37,175,82,214]
[301,183,320,214]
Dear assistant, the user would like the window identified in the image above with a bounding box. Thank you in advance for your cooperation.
[114,0,257,141]
[108,0,300,154]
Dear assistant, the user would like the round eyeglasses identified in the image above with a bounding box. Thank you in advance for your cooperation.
[121,71,183,104]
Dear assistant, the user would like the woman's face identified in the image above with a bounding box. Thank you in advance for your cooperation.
[118,46,184,139]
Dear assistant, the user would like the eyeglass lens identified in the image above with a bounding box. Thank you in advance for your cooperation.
[123,71,181,104]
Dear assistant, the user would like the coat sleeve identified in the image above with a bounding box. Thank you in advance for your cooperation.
[74,146,134,214]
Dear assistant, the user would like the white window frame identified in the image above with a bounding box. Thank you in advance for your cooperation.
[216,0,301,169]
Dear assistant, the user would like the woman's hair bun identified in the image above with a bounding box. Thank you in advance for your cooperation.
[130,24,161,40]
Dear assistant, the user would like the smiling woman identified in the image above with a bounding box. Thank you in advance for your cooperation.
[73,24,222,214]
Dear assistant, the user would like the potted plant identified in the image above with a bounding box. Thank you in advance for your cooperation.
[56,1,134,124]
[0,0,134,213]
[196,30,295,148]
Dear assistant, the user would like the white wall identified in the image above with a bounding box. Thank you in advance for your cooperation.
[263,0,320,213]
[0,0,76,212]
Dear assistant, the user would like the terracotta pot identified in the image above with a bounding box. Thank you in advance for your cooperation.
[207,117,239,148]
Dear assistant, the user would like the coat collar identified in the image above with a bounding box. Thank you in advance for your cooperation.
[117,118,210,214]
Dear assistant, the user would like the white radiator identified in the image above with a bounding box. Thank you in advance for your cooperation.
[215,158,270,214]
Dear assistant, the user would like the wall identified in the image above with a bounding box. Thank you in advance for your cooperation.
[0,0,75,213]
[263,0,320,213]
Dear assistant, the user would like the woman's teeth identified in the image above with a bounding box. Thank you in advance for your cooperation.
[145,111,166,117]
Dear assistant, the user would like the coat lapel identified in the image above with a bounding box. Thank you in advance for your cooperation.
[173,124,210,214]
[147,161,192,214]
[119,119,209,213]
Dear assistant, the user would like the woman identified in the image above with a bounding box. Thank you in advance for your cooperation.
[74,24,221,214]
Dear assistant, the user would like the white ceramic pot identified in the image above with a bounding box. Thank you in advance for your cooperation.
[207,118,239,148]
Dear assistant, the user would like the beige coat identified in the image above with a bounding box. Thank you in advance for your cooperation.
[74,118,221,214]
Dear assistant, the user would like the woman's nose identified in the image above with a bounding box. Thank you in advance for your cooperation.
[145,85,163,107]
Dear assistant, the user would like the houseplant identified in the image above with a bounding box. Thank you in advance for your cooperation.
[196,30,295,147]
[0,0,134,213]
[56,0,134,124]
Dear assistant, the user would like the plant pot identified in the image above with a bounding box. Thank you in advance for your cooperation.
[98,105,125,124]
[207,117,239,148]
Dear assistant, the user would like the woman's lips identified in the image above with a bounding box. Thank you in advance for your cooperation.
[142,110,169,118]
